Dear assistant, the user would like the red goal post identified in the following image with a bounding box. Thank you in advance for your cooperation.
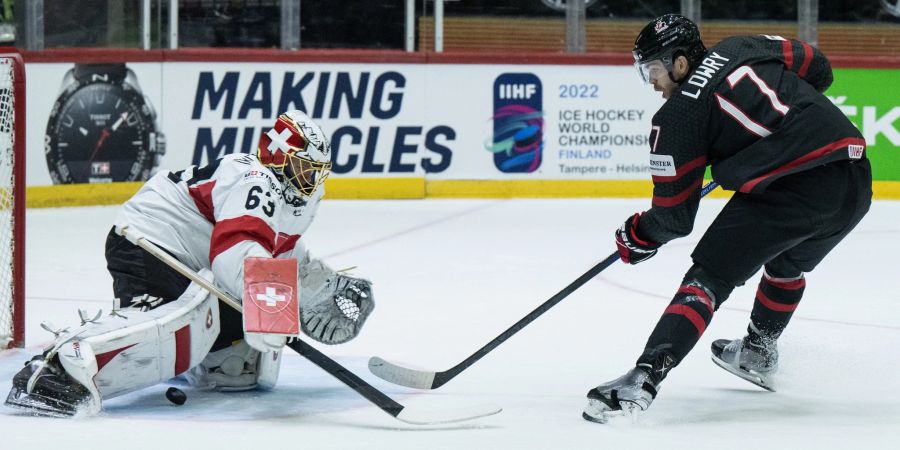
[0,48,24,349]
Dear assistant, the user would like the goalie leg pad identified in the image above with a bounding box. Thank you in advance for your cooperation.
[184,340,261,391]
[59,270,220,401]
[183,339,284,391]
[257,348,283,390]
[6,271,220,416]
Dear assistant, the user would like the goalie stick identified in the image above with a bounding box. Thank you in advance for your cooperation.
[116,226,501,425]
[369,181,720,389]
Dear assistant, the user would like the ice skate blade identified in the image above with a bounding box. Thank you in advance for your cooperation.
[582,399,642,424]
[5,393,80,418]
[711,354,776,392]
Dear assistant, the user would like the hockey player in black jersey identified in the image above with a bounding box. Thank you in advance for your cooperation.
[583,14,872,423]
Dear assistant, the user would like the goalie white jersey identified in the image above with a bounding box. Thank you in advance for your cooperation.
[115,153,323,299]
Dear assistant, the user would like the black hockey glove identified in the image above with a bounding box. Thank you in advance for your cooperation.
[615,213,661,265]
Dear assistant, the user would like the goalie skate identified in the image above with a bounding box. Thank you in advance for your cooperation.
[5,354,97,418]
[710,337,777,392]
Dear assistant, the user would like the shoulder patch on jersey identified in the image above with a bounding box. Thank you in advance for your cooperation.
[649,153,677,177]
[848,144,864,159]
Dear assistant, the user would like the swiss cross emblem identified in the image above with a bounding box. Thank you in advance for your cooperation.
[248,282,295,314]
[243,257,299,336]
[269,118,308,152]
[266,127,294,154]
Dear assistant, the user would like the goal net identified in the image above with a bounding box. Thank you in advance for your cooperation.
[0,51,24,349]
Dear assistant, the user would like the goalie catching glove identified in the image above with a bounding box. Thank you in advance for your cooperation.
[299,258,375,345]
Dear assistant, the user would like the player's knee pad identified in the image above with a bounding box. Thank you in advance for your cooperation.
[683,264,735,309]
[762,263,803,281]
[640,270,725,372]
[54,270,220,402]
[184,339,283,391]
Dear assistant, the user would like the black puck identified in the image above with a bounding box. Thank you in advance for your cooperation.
[165,387,186,405]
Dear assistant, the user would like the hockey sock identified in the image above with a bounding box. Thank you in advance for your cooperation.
[637,280,717,383]
[748,270,805,341]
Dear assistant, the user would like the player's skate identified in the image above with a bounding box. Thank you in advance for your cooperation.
[710,335,777,391]
[5,353,99,417]
[582,366,658,424]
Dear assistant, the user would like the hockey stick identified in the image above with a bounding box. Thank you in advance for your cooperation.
[116,226,501,425]
[369,181,720,389]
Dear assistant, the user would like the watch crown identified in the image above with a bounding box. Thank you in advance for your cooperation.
[155,133,166,155]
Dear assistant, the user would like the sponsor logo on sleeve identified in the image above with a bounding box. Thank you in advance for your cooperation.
[649,153,677,176]
[848,144,864,159]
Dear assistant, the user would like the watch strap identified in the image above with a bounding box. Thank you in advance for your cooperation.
[74,63,128,84]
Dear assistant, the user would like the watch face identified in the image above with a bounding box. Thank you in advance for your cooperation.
[45,81,158,183]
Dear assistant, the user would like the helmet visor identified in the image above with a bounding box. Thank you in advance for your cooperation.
[634,58,672,84]
[285,154,331,197]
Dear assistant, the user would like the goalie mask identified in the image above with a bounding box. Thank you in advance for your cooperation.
[258,110,332,197]
[633,14,706,84]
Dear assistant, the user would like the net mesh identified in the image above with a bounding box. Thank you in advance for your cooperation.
[0,57,16,348]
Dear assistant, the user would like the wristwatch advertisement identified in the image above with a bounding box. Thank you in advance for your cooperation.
[45,63,166,184]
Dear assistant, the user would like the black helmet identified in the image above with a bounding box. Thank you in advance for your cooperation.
[633,14,706,83]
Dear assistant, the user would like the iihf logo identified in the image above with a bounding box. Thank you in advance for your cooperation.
[654,20,668,33]
[486,73,544,173]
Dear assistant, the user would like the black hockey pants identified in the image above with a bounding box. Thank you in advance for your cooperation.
[104,228,244,351]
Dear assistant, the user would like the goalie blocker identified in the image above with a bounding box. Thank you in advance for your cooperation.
[185,257,300,391]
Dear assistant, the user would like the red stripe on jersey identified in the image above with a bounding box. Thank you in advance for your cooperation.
[274,232,300,257]
[189,180,217,223]
[664,304,707,336]
[652,177,702,208]
[739,137,865,193]
[209,216,276,263]
[174,325,191,374]
[782,40,794,69]
[95,344,136,372]
[677,285,714,314]
[652,155,707,183]
[756,289,799,312]
[798,42,813,77]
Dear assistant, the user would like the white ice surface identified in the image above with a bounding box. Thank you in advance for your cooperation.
[2,198,899,449]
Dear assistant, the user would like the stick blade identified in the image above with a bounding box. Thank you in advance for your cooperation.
[368,356,438,389]
[395,403,502,425]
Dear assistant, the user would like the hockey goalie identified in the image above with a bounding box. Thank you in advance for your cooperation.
[5,111,375,417]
